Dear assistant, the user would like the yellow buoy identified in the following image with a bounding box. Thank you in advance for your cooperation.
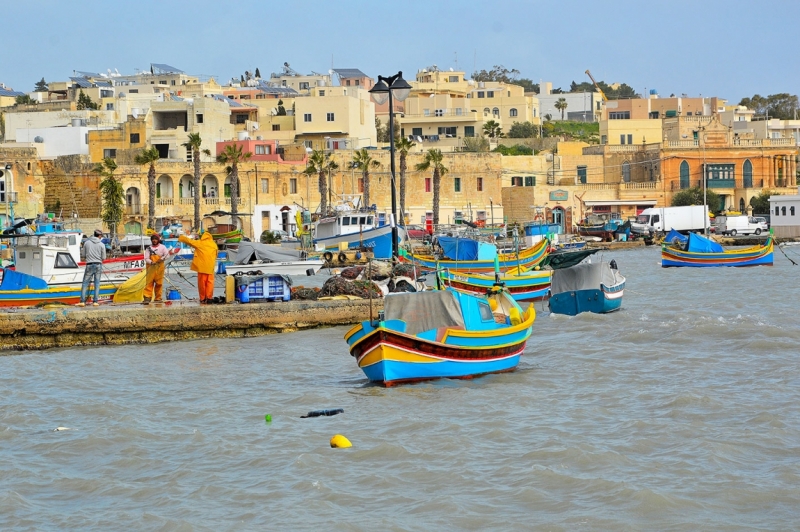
[330,434,352,448]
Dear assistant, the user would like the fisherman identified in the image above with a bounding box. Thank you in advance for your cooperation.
[142,233,171,304]
[77,229,106,307]
[178,230,219,304]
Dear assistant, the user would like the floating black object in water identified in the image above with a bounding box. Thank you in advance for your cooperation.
[301,408,344,418]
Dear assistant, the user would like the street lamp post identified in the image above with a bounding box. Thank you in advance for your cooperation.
[369,71,412,259]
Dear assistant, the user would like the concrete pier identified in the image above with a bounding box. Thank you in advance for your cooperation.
[0,299,382,352]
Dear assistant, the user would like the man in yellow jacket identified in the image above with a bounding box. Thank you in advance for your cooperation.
[178,231,219,304]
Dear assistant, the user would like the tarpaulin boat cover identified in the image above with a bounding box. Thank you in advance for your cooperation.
[384,290,465,336]
[685,232,723,253]
[551,262,619,294]
[664,229,687,246]
[233,242,305,265]
[0,268,49,290]
[437,237,479,261]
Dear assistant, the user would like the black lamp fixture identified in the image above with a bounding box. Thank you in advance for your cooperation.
[369,71,412,259]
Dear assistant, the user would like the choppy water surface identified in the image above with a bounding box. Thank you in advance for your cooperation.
[2,246,800,530]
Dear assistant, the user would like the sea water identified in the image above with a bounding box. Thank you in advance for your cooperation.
[1,245,799,530]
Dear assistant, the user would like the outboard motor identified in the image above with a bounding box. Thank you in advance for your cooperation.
[610,259,618,270]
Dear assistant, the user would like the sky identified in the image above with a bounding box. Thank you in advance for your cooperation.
[3,0,799,105]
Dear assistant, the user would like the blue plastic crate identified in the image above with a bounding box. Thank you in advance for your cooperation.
[247,276,290,302]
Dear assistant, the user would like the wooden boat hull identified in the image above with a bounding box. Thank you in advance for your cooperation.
[0,283,118,307]
[344,291,535,386]
[549,283,625,316]
[314,224,400,260]
[661,238,774,267]
[440,269,552,302]
[403,237,549,273]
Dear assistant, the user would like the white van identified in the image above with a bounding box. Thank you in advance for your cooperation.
[721,215,765,236]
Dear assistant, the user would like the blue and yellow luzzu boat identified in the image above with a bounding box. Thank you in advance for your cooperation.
[344,288,535,386]
[401,237,549,273]
[661,233,773,267]
[439,268,552,302]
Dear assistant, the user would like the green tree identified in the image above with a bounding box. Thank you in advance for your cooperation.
[671,186,721,215]
[471,65,520,83]
[375,117,385,142]
[216,143,252,216]
[15,94,35,105]
[483,120,503,138]
[276,99,286,116]
[749,190,777,214]
[76,90,99,110]
[0,112,5,140]
[739,93,798,119]
[302,149,339,215]
[516,79,538,93]
[395,136,415,220]
[94,158,123,245]
[415,149,448,227]
[493,144,533,156]
[351,148,381,209]
[507,121,538,138]
[134,146,161,231]
[182,133,211,231]
[554,97,568,120]
[462,136,490,152]
[34,78,48,92]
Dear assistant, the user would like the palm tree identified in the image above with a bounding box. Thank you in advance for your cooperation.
[350,148,381,210]
[94,157,123,247]
[395,136,415,222]
[182,133,211,232]
[415,149,449,227]
[483,120,503,139]
[216,143,252,216]
[134,146,160,231]
[302,149,339,215]
[555,97,568,120]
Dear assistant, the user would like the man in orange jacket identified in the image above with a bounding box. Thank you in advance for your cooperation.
[178,231,219,303]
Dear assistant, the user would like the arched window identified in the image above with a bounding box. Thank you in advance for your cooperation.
[483,108,490,116]
[492,107,500,116]
[775,205,780,215]
[509,108,518,117]
[792,206,796,216]
[680,160,690,189]
[739,198,745,212]
[782,206,786,216]
[622,161,631,183]
[743,159,753,188]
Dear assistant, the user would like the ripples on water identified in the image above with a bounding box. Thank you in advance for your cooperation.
[1,247,799,530]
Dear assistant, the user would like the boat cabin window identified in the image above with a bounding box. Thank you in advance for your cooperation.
[359,216,367,225]
[478,301,494,321]
[69,235,77,245]
[367,216,373,225]
[342,217,350,226]
[55,252,78,269]
[18,251,26,259]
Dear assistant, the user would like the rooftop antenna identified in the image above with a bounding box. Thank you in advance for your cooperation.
[454,51,458,70]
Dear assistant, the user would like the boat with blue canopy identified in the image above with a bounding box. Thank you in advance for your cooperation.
[400,236,549,273]
[661,232,773,267]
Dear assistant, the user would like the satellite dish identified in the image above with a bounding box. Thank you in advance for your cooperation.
[416,136,423,143]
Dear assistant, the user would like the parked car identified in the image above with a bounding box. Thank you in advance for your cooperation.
[403,224,428,240]
[752,217,769,231]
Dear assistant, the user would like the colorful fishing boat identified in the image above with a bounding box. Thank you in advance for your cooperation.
[576,214,625,241]
[401,237,549,273]
[313,209,402,260]
[661,232,774,267]
[344,288,536,386]
[0,269,119,307]
[209,228,243,243]
[221,241,325,276]
[439,268,552,302]
[549,261,625,316]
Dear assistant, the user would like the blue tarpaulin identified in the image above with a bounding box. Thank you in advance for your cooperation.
[686,232,723,253]
[665,229,688,245]
[0,268,49,290]
[437,237,479,261]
